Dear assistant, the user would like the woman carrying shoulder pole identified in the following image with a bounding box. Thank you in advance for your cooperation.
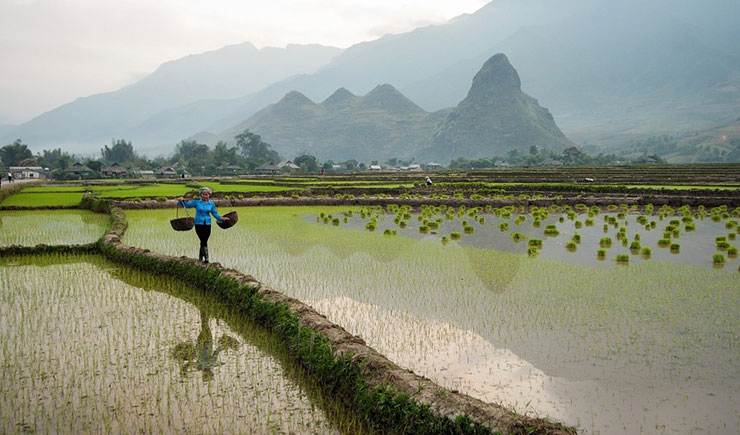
[178,187,229,263]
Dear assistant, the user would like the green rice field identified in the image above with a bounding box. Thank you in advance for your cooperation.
[0,192,85,207]
[0,254,359,434]
[122,206,740,434]
[0,210,109,245]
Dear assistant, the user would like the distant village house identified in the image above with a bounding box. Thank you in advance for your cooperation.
[9,166,46,179]
[101,162,128,177]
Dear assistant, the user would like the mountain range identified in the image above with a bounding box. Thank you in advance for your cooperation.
[2,0,739,162]
[202,54,573,162]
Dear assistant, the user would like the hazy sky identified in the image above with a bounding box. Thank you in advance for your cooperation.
[0,0,490,125]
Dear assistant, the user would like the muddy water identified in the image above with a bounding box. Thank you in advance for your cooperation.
[122,207,739,434]
[0,256,346,434]
[309,297,738,435]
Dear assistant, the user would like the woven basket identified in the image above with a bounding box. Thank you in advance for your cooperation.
[170,202,194,231]
[217,211,238,229]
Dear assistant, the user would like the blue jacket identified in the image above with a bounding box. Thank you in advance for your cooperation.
[179,199,222,225]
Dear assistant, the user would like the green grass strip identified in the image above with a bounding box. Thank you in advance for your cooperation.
[0,192,85,207]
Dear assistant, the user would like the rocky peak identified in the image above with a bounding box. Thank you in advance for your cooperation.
[279,91,316,106]
[359,84,425,114]
[321,87,359,110]
[467,53,521,99]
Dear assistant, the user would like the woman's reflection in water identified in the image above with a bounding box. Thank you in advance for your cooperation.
[172,310,239,381]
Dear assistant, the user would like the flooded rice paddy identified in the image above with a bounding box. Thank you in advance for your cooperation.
[0,210,109,246]
[0,254,352,434]
[122,206,740,434]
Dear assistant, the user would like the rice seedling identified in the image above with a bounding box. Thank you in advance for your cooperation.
[615,254,629,263]
[657,238,671,248]
[544,224,559,236]
[572,233,581,244]
[713,253,725,264]
[641,247,652,258]
[728,246,738,258]
[629,241,641,253]
[599,237,612,248]
[0,210,109,246]
[526,238,543,249]
[716,240,730,250]
[0,255,347,434]
[597,248,606,259]
[566,242,577,252]
[511,232,524,242]
[450,232,461,240]
[729,232,737,240]
[575,220,583,229]
[527,246,539,257]
[670,243,680,253]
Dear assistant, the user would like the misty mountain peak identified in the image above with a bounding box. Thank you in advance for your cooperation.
[279,90,316,106]
[359,84,425,114]
[321,87,359,110]
[468,53,521,97]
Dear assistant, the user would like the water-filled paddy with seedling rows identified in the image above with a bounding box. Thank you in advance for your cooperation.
[122,206,740,434]
[0,210,109,246]
[0,254,363,434]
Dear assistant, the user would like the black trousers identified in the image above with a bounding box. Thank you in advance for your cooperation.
[195,224,211,247]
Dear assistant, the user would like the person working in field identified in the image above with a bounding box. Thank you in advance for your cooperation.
[178,187,228,263]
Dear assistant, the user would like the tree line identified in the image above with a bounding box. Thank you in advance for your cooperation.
[0,130,372,179]
[2,132,671,180]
